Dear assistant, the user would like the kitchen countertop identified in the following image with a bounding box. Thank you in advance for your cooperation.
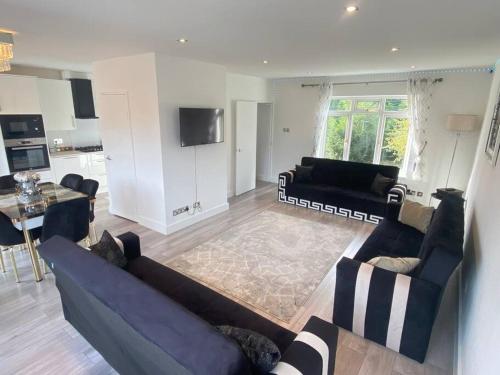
[49,150,104,158]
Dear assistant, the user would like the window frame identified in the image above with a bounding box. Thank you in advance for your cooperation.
[326,95,412,175]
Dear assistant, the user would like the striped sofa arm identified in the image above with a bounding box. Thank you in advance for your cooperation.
[387,183,407,203]
[333,257,441,363]
[270,316,338,375]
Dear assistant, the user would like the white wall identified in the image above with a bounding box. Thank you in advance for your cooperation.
[155,55,228,233]
[459,60,500,375]
[92,53,167,233]
[270,71,492,203]
[225,73,270,196]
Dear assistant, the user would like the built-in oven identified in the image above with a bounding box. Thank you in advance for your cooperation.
[0,115,45,140]
[4,138,51,172]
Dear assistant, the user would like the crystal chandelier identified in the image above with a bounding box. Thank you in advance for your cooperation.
[0,32,14,73]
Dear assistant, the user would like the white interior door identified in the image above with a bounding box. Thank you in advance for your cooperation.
[99,92,138,221]
[235,101,258,196]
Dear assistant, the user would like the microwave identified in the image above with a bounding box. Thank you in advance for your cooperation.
[0,114,46,140]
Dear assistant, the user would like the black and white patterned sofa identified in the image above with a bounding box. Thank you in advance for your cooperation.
[279,157,407,224]
[332,195,464,363]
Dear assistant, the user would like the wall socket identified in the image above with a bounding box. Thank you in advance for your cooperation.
[193,201,201,209]
[172,206,189,216]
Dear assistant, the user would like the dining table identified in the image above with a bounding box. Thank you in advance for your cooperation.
[0,182,87,282]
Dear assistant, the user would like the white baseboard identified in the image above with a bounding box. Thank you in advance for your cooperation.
[166,202,229,234]
[227,189,234,198]
[257,174,274,183]
[138,216,168,235]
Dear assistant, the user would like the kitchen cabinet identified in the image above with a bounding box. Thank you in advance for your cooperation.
[37,79,76,131]
[51,154,89,183]
[0,75,41,114]
[50,152,108,194]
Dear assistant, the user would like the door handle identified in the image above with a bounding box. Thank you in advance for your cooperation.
[105,156,112,160]
[238,148,242,152]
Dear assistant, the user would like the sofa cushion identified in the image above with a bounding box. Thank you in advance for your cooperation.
[217,325,281,373]
[89,230,128,268]
[415,196,464,277]
[294,164,314,183]
[398,200,434,234]
[125,256,296,353]
[367,256,421,274]
[354,219,425,262]
[301,157,399,192]
[370,173,395,197]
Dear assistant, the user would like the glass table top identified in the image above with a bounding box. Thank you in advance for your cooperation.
[0,182,87,223]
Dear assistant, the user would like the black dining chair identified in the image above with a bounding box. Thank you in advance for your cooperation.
[78,179,99,242]
[60,174,84,191]
[40,197,90,245]
[0,174,16,195]
[0,212,41,282]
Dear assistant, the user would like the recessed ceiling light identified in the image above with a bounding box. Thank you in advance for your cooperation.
[263,60,269,64]
[411,65,416,69]
[391,47,400,52]
[176,38,188,44]
[346,5,359,13]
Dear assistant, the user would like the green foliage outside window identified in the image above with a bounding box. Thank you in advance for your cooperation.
[381,117,410,167]
[324,116,347,160]
[349,114,378,163]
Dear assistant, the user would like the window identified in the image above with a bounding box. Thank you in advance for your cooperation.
[324,96,411,171]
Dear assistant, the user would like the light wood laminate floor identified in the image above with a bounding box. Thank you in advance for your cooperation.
[0,182,456,374]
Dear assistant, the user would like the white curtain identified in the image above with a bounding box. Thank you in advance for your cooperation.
[312,82,334,157]
[407,78,437,180]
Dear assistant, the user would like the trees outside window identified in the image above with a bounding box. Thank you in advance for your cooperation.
[324,96,411,173]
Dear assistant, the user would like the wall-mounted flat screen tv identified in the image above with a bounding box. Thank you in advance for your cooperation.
[179,108,224,147]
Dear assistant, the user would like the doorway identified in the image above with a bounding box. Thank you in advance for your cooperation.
[235,101,273,196]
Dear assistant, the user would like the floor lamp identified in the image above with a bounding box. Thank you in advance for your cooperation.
[445,114,479,187]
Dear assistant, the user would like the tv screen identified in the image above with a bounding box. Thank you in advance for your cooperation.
[179,108,224,147]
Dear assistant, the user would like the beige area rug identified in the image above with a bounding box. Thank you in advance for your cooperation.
[167,210,357,322]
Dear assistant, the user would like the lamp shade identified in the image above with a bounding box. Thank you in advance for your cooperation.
[446,114,478,132]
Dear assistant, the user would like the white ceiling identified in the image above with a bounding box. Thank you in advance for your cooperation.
[1,0,499,78]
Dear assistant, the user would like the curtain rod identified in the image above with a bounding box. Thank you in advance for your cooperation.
[301,78,443,88]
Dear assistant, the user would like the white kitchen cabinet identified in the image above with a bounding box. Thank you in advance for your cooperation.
[50,155,89,183]
[38,169,56,183]
[0,75,41,114]
[37,78,76,131]
[50,152,108,193]
[89,153,108,194]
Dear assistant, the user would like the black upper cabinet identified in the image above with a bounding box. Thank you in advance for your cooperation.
[70,79,98,119]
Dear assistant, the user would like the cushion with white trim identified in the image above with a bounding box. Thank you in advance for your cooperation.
[89,230,128,268]
[269,316,337,375]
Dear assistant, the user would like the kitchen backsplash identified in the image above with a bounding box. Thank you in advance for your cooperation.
[46,118,102,150]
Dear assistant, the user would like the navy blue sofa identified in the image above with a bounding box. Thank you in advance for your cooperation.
[279,157,407,224]
[332,195,464,363]
[38,234,338,375]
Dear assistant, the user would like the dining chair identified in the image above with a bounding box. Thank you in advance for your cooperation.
[78,179,99,243]
[0,212,41,282]
[40,197,90,245]
[0,174,16,195]
[60,174,84,191]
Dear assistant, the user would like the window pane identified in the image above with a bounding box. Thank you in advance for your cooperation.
[356,100,380,112]
[385,98,408,112]
[381,117,410,167]
[330,99,352,111]
[349,114,379,163]
[325,116,347,160]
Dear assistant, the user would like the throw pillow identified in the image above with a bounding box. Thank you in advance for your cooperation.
[90,230,128,268]
[294,165,314,183]
[216,325,281,373]
[368,256,421,274]
[370,173,395,196]
[398,200,435,234]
